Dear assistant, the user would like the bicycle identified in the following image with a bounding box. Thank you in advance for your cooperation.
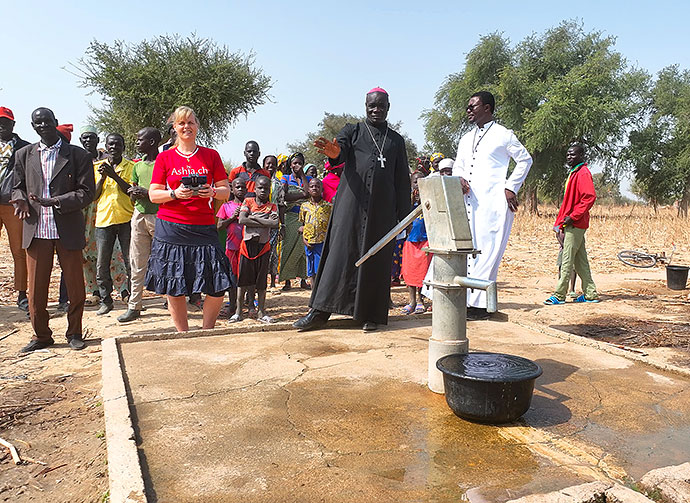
[617,245,675,268]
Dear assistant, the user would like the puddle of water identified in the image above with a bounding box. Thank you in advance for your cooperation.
[582,422,690,479]
[285,378,583,501]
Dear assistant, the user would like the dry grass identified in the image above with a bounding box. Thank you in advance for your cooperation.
[505,204,690,278]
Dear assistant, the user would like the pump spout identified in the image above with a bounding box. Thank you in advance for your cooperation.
[452,276,497,313]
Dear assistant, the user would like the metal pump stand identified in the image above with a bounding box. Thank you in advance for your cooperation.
[356,176,498,394]
[424,249,498,393]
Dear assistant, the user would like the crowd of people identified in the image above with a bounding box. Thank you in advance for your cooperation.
[1,88,598,353]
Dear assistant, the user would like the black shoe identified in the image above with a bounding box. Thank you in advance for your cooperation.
[362,321,378,332]
[20,338,54,353]
[17,296,29,312]
[67,335,86,350]
[56,302,69,314]
[117,309,140,323]
[96,303,113,315]
[467,307,491,320]
[293,309,330,331]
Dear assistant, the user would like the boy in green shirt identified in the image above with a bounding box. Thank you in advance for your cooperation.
[118,127,161,322]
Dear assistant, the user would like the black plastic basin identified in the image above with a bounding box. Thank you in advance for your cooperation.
[436,352,542,424]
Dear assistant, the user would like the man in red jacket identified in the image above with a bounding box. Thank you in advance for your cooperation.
[544,144,599,305]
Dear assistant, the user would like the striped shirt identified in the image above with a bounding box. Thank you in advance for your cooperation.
[34,139,61,239]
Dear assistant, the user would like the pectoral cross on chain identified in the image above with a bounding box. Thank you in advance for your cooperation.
[378,153,386,168]
[364,121,389,170]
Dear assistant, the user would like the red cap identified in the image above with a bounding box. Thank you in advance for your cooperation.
[0,107,14,121]
[57,124,74,142]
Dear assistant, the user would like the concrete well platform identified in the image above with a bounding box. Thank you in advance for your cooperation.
[105,318,690,502]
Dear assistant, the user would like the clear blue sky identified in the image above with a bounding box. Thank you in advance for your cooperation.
[3,0,688,169]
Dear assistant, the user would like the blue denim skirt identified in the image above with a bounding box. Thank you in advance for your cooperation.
[145,219,232,296]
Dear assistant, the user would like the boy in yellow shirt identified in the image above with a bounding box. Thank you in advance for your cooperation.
[298,178,332,288]
[93,133,134,315]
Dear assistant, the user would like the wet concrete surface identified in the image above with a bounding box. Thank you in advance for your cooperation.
[119,318,690,502]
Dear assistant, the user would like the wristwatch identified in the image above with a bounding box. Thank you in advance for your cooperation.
[170,189,177,200]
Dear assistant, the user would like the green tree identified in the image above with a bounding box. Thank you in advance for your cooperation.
[591,172,630,205]
[423,21,646,213]
[422,33,511,156]
[288,112,420,174]
[618,65,690,215]
[73,35,271,152]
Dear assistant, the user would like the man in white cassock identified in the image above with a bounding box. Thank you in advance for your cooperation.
[453,91,532,318]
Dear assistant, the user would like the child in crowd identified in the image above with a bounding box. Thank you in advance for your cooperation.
[438,158,454,176]
[264,155,285,290]
[305,163,319,179]
[117,127,162,323]
[298,178,332,288]
[279,152,310,290]
[391,229,406,286]
[217,178,247,316]
[321,160,343,203]
[228,140,270,198]
[401,172,432,314]
[232,176,279,323]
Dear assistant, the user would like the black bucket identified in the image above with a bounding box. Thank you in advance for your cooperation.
[437,352,542,424]
[667,265,689,290]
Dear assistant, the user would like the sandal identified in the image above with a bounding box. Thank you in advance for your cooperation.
[258,315,275,324]
[573,295,600,303]
[84,294,100,307]
[17,297,29,312]
[400,304,415,315]
[414,303,426,314]
[228,314,242,323]
[543,295,565,305]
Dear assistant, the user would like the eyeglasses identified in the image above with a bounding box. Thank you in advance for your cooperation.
[466,103,483,111]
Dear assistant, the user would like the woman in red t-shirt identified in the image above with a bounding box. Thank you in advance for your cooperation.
[146,106,232,331]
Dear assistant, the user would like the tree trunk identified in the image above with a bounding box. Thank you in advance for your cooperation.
[678,176,690,218]
[523,185,539,215]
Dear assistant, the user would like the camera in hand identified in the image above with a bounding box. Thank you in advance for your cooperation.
[180,174,207,195]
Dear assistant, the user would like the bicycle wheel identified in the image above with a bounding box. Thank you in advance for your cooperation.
[617,250,657,268]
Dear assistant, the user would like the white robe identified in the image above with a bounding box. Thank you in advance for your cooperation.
[452,121,532,308]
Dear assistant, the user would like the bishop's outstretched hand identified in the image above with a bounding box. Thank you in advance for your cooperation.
[314,137,340,159]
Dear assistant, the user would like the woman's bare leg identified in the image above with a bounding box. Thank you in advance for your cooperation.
[202,295,224,329]
[167,295,189,332]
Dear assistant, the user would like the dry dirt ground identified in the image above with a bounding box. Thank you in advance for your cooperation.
[0,205,688,502]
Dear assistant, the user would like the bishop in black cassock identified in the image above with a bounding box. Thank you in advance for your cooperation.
[294,88,411,331]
